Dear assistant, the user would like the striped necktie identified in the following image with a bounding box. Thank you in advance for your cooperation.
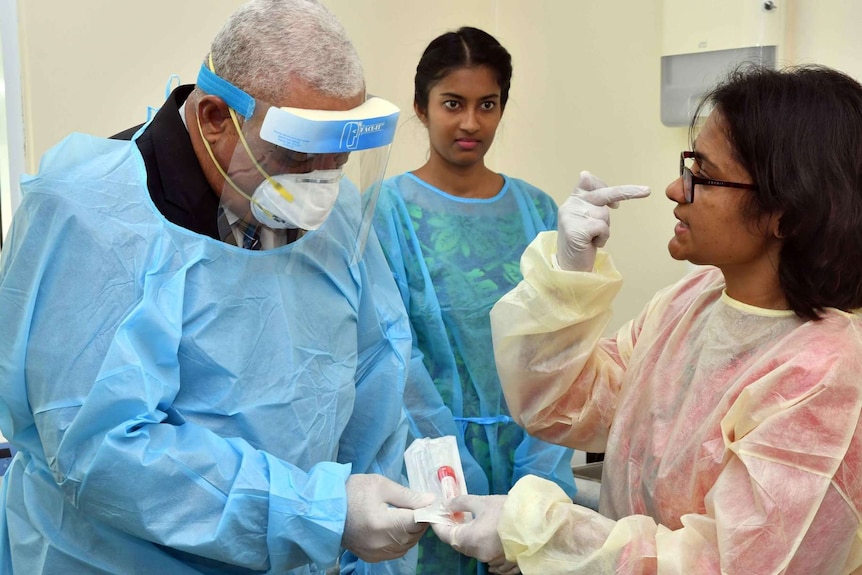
[217,208,261,250]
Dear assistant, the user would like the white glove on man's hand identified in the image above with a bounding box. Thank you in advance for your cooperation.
[556,171,650,271]
[431,494,519,575]
[342,474,434,563]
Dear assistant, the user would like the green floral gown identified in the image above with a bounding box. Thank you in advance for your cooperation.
[373,173,577,575]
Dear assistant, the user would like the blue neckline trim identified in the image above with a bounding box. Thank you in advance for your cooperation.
[405,172,510,203]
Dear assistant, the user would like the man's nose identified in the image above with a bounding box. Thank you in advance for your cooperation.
[315,153,349,170]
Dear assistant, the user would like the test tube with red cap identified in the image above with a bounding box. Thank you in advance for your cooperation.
[437,465,460,499]
[437,465,464,522]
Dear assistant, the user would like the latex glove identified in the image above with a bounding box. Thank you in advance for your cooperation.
[431,494,518,574]
[556,170,651,271]
[342,474,435,563]
[489,556,521,575]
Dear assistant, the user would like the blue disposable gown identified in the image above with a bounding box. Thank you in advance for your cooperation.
[0,133,413,574]
[373,173,576,573]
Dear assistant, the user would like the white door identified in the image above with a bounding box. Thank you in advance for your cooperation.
[0,0,25,252]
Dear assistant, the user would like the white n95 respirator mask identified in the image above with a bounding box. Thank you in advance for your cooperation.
[250,169,343,230]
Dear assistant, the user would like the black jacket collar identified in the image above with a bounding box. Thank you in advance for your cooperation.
[112,85,220,239]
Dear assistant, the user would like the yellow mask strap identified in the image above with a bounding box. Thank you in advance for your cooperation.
[210,54,294,203]
[194,104,279,221]
[195,112,252,202]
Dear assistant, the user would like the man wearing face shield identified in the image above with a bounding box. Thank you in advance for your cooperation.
[0,1,432,573]
[193,52,399,255]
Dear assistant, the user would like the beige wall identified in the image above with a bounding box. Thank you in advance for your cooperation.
[11,0,862,331]
[17,1,237,150]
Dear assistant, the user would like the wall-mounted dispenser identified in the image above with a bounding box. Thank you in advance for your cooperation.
[660,0,785,127]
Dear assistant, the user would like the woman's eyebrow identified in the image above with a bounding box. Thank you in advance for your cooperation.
[691,148,720,174]
[437,92,500,100]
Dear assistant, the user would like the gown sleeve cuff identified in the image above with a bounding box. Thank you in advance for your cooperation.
[516,231,623,325]
[499,475,617,570]
[266,458,352,571]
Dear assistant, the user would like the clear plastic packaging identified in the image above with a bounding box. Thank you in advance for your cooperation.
[404,436,469,524]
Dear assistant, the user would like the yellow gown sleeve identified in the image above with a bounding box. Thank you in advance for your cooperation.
[490,231,629,452]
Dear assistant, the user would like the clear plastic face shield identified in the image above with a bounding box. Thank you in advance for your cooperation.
[196,60,399,259]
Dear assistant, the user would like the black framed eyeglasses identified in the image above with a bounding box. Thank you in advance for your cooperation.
[680,151,758,203]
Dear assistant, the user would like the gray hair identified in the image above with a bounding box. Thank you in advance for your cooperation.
[207,0,365,104]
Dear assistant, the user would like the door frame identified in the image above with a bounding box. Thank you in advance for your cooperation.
[0,0,25,247]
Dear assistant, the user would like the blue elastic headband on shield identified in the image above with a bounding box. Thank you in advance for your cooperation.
[196,63,256,119]
[196,63,399,154]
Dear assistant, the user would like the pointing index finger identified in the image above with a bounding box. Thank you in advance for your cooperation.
[582,184,651,207]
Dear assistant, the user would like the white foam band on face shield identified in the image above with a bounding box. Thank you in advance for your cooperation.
[259,97,399,154]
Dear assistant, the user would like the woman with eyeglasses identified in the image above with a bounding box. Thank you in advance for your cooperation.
[430,64,862,574]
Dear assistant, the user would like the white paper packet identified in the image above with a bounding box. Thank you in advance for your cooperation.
[404,436,470,525]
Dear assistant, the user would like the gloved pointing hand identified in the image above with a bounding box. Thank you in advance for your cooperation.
[556,170,650,272]
[432,494,520,575]
[342,474,434,563]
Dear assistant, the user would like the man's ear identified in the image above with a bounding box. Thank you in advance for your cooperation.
[189,94,240,194]
[196,95,234,141]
